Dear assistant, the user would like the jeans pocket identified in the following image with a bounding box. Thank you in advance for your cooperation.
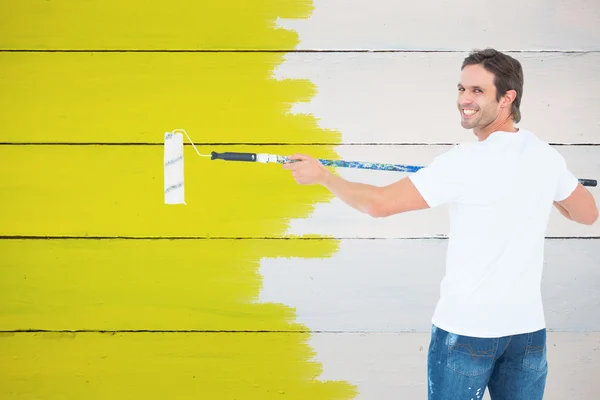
[446,334,498,377]
[523,329,548,372]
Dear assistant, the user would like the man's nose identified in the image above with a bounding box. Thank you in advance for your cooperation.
[459,92,474,105]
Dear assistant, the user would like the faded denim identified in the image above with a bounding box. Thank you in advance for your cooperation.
[427,324,548,399]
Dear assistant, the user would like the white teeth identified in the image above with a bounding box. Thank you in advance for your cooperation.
[463,109,478,116]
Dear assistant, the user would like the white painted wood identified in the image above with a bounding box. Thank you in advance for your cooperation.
[284,145,600,238]
[258,239,600,332]
[274,52,600,144]
[276,0,600,51]
[309,332,600,400]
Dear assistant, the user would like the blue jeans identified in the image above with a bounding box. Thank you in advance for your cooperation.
[427,324,548,399]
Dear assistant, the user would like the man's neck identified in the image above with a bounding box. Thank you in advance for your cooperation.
[474,114,517,141]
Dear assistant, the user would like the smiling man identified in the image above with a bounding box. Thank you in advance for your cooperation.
[283,48,598,400]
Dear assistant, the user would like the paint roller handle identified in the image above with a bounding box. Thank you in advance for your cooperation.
[210,151,596,186]
[211,151,257,162]
[579,179,597,187]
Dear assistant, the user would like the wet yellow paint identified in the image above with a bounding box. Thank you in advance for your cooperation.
[0,332,352,399]
[0,0,310,50]
[0,239,338,330]
[0,52,341,144]
[0,0,356,398]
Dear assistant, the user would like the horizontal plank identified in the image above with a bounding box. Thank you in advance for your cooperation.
[0,144,338,238]
[2,145,597,238]
[0,238,338,331]
[1,332,598,400]
[0,52,340,144]
[2,1,598,51]
[0,0,310,50]
[275,52,600,144]
[2,238,598,331]
[2,52,599,144]
[309,331,600,400]
[260,238,600,332]
[0,332,356,399]
[277,0,600,51]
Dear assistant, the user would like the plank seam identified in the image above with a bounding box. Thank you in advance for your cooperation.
[0,49,598,54]
[1,236,598,240]
[0,329,594,333]
[1,142,598,146]
[0,329,376,333]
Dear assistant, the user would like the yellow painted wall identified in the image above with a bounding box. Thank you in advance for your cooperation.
[0,1,355,398]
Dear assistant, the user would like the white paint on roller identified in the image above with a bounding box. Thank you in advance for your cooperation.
[163,131,186,205]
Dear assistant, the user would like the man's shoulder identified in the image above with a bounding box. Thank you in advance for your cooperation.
[440,142,477,160]
[518,128,564,159]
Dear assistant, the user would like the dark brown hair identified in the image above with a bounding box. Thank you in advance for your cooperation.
[461,48,524,123]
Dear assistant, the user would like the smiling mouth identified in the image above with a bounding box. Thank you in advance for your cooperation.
[462,109,479,118]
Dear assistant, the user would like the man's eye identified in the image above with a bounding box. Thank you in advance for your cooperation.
[474,89,482,93]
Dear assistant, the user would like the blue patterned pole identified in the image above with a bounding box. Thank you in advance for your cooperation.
[276,155,423,173]
[210,151,597,187]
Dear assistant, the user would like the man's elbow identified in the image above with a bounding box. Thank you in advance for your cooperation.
[582,199,599,225]
[584,207,599,225]
[365,199,401,218]
[367,204,391,218]
[573,206,599,225]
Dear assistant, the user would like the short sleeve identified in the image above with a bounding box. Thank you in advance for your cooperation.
[409,146,467,208]
[554,155,579,202]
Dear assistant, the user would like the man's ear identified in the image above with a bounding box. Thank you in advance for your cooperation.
[501,89,517,109]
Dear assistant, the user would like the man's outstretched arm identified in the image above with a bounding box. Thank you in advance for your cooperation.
[283,154,430,217]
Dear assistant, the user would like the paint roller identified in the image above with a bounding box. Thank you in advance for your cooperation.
[164,129,597,204]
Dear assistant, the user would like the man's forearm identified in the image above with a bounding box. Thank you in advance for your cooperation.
[323,173,382,216]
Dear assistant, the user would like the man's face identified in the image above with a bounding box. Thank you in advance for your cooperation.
[457,64,502,130]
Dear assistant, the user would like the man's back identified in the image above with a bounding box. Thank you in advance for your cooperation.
[410,129,580,337]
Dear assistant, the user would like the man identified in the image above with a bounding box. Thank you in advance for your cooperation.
[282,48,598,399]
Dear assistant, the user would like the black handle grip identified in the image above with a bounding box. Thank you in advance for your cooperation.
[579,179,597,187]
[211,151,257,162]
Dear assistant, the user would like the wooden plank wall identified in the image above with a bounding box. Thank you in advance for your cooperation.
[1,0,599,399]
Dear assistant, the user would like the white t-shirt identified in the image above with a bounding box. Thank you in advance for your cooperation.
[409,128,579,338]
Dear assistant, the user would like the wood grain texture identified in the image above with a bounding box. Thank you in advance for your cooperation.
[0,0,311,50]
[276,52,600,144]
[0,332,357,399]
[3,145,596,238]
[3,0,599,398]
[277,0,600,51]
[2,52,599,144]
[2,238,597,332]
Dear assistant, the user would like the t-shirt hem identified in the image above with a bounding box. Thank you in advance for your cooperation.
[431,316,547,338]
